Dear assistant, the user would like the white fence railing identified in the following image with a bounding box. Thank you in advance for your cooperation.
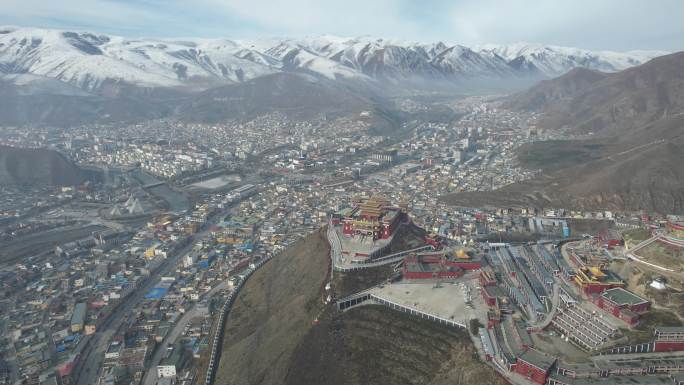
[336,291,467,329]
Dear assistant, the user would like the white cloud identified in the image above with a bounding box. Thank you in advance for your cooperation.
[190,0,425,39]
[442,0,683,50]
[1,0,163,31]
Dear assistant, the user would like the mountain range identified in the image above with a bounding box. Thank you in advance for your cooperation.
[0,26,668,93]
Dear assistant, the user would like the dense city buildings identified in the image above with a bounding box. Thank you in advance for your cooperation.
[2,94,684,385]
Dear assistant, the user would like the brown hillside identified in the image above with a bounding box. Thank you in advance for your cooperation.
[507,51,684,135]
[285,305,504,385]
[440,118,684,214]
[0,145,92,187]
[215,230,330,385]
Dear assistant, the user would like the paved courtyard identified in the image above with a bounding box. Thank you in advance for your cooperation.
[369,280,477,326]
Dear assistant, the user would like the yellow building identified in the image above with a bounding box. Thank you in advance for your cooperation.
[145,246,157,259]
[574,266,624,294]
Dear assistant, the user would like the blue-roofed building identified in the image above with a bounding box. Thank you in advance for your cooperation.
[145,287,167,300]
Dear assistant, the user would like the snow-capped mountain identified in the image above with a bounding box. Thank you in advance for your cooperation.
[0,26,669,92]
[476,43,669,75]
[0,26,278,91]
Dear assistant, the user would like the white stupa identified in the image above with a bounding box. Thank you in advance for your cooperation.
[109,205,123,217]
[650,277,667,290]
[126,197,145,215]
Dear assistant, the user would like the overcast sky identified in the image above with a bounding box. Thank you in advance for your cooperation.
[1,0,682,51]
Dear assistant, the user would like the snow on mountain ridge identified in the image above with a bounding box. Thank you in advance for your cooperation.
[0,27,279,90]
[476,43,667,75]
[0,26,669,91]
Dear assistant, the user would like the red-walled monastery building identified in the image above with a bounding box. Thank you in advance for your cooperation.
[593,287,650,325]
[403,249,482,280]
[514,348,557,385]
[335,195,404,240]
